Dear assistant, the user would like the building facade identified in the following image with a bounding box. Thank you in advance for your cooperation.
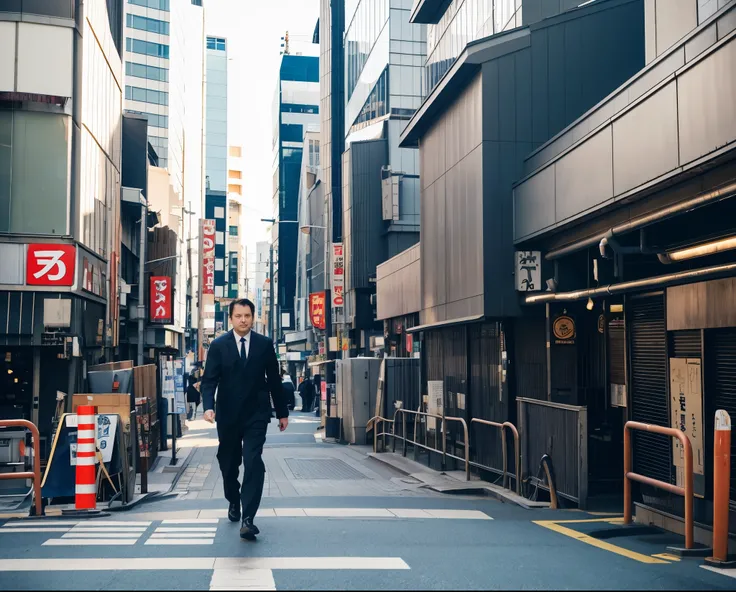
[512,0,736,537]
[271,53,320,342]
[0,0,123,450]
[255,241,270,335]
[204,35,229,336]
[398,0,648,487]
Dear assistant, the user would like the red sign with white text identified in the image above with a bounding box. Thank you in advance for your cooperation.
[26,244,76,286]
[309,292,327,330]
[202,219,216,295]
[149,276,172,323]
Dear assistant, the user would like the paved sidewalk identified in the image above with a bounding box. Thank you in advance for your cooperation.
[172,413,440,502]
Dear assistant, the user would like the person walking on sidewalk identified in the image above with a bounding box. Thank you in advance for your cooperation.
[201,298,289,541]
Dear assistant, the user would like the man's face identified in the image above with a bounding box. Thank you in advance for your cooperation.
[230,304,253,334]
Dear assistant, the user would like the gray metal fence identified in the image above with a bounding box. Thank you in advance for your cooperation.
[517,397,588,508]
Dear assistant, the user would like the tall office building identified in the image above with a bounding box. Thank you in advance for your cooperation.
[0,0,124,446]
[338,0,426,355]
[271,52,320,342]
[204,35,229,335]
[255,242,270,335]
[227,145,245,300]
[123,0,206,355]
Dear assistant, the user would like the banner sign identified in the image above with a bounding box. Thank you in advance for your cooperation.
[202,219,216,295]
[149,276,172,323]
[309,292,327,330]
[331,243,345,324]
[26,243,76,286]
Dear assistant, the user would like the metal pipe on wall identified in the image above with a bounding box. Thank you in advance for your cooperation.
[524,261,736,305]
[544,181,736,261]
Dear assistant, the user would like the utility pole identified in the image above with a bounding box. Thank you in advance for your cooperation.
[137,199,148,366]
[269,243,274,340]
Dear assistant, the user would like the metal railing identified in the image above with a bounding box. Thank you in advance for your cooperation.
[624,421,694,549]
[470,418,521,495]
[0,419,43,516]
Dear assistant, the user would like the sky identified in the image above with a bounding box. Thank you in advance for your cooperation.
[204,0,320,265]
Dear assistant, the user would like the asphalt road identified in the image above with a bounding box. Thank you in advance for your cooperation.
[0,412,734,590]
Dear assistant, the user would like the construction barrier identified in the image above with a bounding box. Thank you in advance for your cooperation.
[75,405,97,510]
[0,419,42,516]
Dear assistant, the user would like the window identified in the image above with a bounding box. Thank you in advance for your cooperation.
[125,38,169,59]
[228,169,242,180]
[229,146,242,157]
[0,110,69,235]
[206,37,226,51]
[125,62,169,83]
[142,113,168,129]
[128,0,170,11]
[228,184,242,195]
[229,225,239,236]
[125,86,169,106]
[126,13,169,35]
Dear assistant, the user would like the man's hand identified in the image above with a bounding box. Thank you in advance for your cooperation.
[204,409,215,424]
[279,418,288,432]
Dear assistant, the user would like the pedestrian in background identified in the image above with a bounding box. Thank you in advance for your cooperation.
[186,371,201,420]
[299,373,316,412]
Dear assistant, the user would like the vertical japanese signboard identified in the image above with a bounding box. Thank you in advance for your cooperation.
[149,276,172,323]
[331,243,345,324]
[515,250,541,292]
[202,219,216,295]
[309,292,327,330]
[669,358,705,498]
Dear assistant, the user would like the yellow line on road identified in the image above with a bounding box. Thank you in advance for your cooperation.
[533,520,669,564]
[652,553,681,562]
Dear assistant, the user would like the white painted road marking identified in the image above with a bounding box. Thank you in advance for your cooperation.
[62,533,142,539]
[162,519,220,525]
[210,568,276,591]
[43,539,138,546]
[198,508,492,520]
[0,556,410,572]
[147,521,218,545]
[145,539,215,546]
[702,565,736,579]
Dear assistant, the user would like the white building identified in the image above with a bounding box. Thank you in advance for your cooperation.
[255,241,271,335]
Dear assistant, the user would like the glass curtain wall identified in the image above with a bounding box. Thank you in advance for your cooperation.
[425,0,522,95]
[345,0,390,101]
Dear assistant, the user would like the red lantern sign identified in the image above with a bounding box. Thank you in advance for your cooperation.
[149,276,172,323]
[26,244,76,286]
[309,292,327,330]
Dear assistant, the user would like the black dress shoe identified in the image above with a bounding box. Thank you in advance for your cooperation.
[228,502,241,523]
[240,517,260,540]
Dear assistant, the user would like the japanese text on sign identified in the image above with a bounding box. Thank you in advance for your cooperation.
[26,244,76,286]
[202,219,216,295]
[309,292,327,330]
[149,276,172,323]
[331,243,345,323]
[515,250,541,292]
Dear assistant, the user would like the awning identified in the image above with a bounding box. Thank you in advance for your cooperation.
[308,360,336,368]
[406,314,484,334]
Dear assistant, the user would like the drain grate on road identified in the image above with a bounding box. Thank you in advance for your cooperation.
[284,458,367,480]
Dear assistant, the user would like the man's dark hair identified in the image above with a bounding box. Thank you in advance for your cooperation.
[229,298,255,317]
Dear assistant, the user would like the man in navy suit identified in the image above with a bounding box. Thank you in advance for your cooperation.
[201,298,289,540]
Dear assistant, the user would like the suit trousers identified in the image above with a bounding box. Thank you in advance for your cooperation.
[216,410,269,519]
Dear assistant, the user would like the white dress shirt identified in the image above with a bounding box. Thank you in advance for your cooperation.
[233,330,251,359]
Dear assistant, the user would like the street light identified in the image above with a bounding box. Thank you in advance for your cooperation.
[300,224,327,235]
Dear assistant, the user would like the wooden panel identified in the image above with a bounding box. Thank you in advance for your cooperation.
[667,278,736,330]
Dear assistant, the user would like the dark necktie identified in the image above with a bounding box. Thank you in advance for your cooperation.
[240,337,247,361]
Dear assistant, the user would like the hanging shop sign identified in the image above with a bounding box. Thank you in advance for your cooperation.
[552,313,576,345]
[331,243,345,324]
[515,250,541,292]
[309,292,327,330]
[26,244,76,286]
[202,219,216,295]
[149,276,172,323]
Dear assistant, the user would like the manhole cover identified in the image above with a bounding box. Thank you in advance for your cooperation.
[284,458,367,480]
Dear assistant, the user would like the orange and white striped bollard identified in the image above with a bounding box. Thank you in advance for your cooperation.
[706,409,734,567]
[75,405,97,510]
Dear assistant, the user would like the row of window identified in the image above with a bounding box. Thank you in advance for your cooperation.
[128,0,169,10]
[125,85,169,106]
[125,61,169,82]
[207,37,226,51]
[126,13,169,35]
[126,37,169,59]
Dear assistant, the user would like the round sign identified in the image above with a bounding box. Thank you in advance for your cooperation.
[552,315,575,341]
[334,297,344,306]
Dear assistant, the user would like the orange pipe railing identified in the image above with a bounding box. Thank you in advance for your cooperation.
[624,421,693,549]
[0,419,43,516]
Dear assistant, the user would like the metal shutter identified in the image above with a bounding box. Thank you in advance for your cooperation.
[629,294,672,484]
[709,329,736,502]
[670,330,701,359]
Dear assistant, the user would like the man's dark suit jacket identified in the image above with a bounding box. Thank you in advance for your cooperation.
[201,330,289,433]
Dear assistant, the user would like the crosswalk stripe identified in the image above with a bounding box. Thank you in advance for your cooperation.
[155,527,217,533]
[70,527,147,533]
[145,539,215,546]
[0,557,410,572]
[196,508,492,520]
[150,533,215,539]
[0,528,70,533]
[162,519,220,525]
[210,568,276,591]
[62,533,142,539]
[43,539,138,546]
